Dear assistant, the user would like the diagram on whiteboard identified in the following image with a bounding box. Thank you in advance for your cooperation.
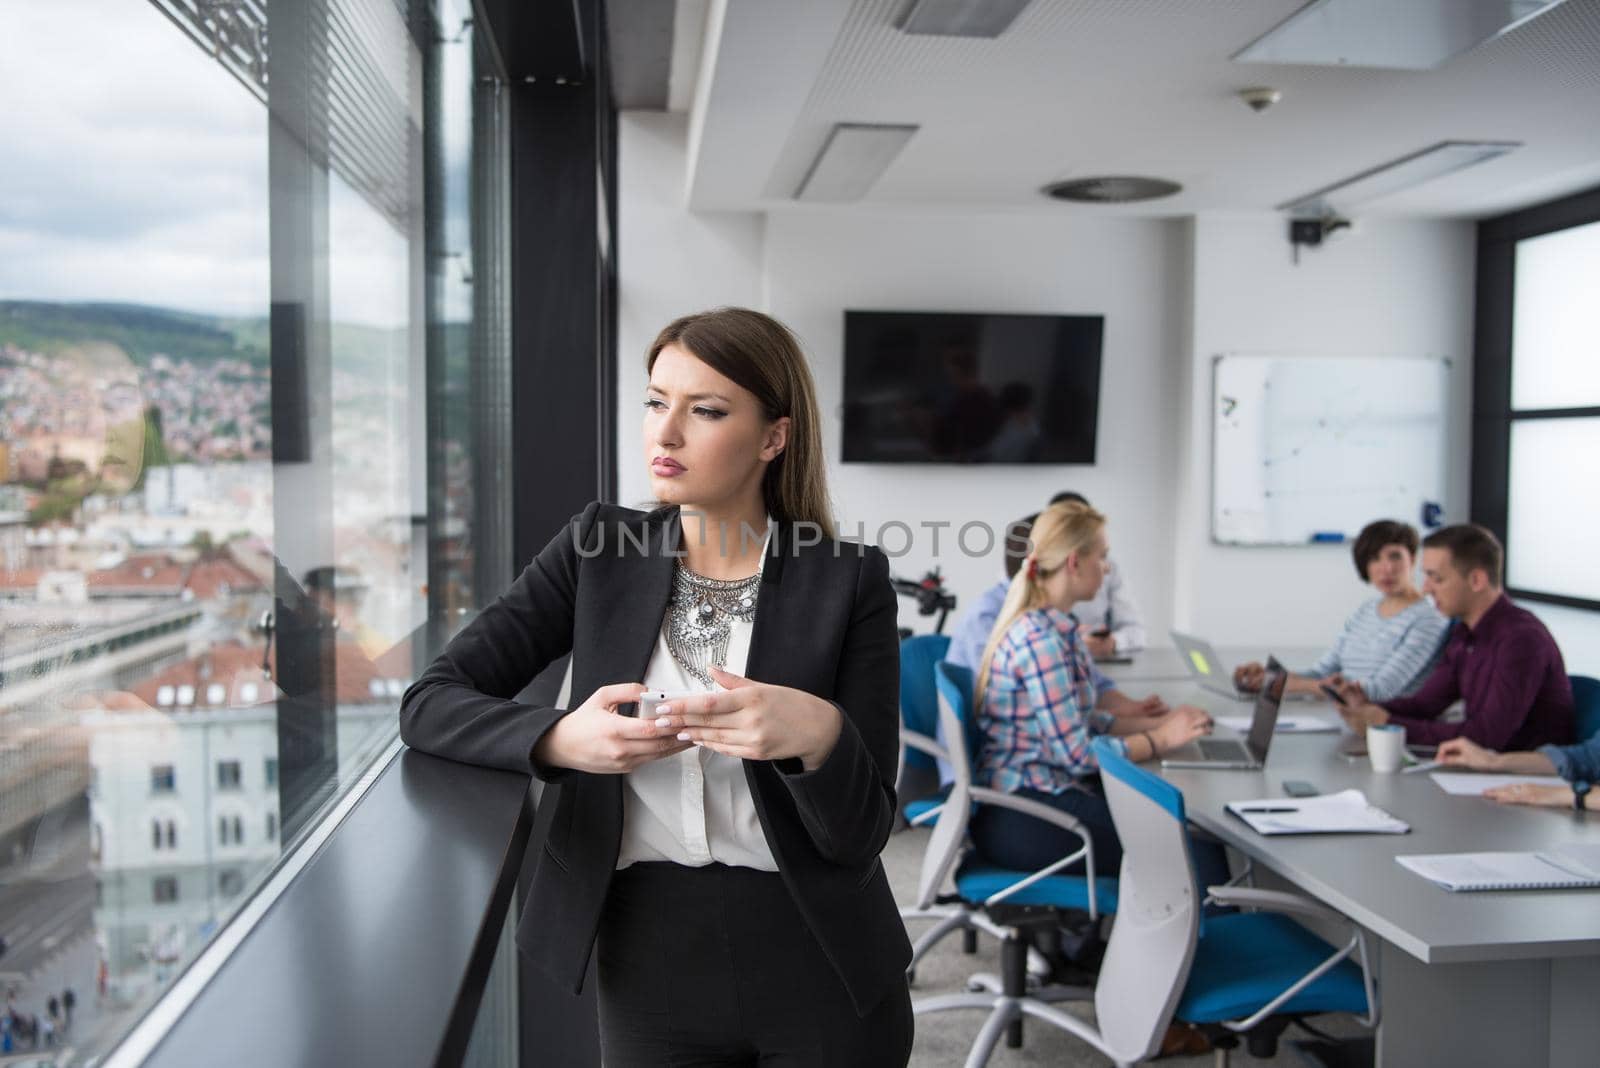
[1212,354,1449,546]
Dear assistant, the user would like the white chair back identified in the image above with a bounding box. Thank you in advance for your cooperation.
[917,662,978,908]
[1093,739,1201,1064]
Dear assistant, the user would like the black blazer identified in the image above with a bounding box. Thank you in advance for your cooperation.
[399,502,911,1014]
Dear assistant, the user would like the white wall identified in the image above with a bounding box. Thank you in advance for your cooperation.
[1528,604,1600,677]
[1174,213,1478,649]
[618,114,1482,649]
[618,111,766,510]
[764,211,1187,639]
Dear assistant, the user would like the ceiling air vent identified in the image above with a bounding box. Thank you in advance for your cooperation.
[1042,176,1182,203]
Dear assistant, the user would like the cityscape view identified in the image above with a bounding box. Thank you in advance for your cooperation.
[0,0,482,1060]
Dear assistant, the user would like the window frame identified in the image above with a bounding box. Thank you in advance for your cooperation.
[1473,182,1600,613]
[153,875,180,904]
[151,764,177,794]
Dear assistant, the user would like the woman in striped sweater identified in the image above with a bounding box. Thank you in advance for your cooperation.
[1234,519,1450,702]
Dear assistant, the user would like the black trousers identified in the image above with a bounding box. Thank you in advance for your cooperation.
[596,862,913,1067]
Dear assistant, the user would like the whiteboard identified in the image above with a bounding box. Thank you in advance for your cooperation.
[1212,354,1450,546]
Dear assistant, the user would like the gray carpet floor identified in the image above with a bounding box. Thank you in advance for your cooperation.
[884,825,1364,1066]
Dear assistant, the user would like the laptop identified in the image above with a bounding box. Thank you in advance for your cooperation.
[1171,630,1253,701]
[1161,656,1287,770]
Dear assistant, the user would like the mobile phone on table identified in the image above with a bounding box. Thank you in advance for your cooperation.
[1283,780,1320,798]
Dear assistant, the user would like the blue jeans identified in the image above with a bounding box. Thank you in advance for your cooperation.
[971,781,1233,893]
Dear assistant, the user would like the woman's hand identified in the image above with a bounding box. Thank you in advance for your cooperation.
[1150,704,1212,755]
[1482,782,1575,808]
[1334,678,1369,705]
[1103,691,1169,718]
[1438,736,1500,771]
[533,683,693,773]
[1129,693,1169,716]
[1232,661,1265,692]
[661,666,843,770]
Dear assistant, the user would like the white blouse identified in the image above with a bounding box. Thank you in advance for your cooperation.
[616,530,778,872]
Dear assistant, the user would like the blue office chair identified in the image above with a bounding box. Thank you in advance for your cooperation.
[910,662,1117,1046]
[897,634,952,828]
[927,734,1377,1067]
[1090,737,1377,1067]
[1571,675,1600,742]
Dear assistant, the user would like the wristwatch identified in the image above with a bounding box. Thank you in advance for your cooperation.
[1574,781,1591,811]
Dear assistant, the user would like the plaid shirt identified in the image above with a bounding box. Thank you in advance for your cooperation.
[976,606,1125,794]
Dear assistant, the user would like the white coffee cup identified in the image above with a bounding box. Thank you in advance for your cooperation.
[1367,724,1406,773]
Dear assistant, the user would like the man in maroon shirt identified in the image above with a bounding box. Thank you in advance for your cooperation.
[1334,524,1574,750]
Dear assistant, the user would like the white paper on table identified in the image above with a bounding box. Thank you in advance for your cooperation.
[1429,772,1568,796]
[1227,788,1410,835]
[1215,714,1339,734]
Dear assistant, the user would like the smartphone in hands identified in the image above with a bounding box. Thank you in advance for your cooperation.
[1319,683,1347,705]
[631,689,696,720]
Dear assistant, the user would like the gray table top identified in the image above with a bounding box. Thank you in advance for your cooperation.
[1148,683,1600,965]
[1098,646,1324,685]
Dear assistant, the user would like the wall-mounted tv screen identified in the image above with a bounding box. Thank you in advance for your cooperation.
[841,310,1104,464]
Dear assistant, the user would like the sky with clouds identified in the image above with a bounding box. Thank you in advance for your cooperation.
[0,0,448,328]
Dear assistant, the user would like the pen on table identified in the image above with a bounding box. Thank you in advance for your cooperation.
[1402,760,1442,774]
[1236,806,1299,814]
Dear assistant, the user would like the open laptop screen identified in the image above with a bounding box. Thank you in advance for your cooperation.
[1246,657,1288,760]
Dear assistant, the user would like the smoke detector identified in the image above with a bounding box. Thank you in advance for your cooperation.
[1238,86,1283,112]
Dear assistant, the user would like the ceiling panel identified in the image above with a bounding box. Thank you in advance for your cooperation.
[690,0,1600,217]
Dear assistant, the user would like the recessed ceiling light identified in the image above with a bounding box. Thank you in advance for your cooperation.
[894,0,1034,38]
[1278,141,1521,215]
[1042,177,1183,204]
[1234,0,1574,71]
[794,124,919,202]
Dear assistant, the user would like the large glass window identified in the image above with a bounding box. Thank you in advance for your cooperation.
[0,0,508,1060]
[1504,218,1600,606]
[1479,186,1600,672]
[1511,219,1600,411]
[1507,417,1600,603]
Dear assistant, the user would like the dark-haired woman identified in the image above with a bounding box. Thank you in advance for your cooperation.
[1235,519,1449,701]
[400,307,913,1066]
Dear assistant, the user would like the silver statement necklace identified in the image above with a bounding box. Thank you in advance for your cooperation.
[666,563,761,686]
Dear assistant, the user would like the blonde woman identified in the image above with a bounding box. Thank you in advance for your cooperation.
[401,308,913,1065]
[971,501,1226,887]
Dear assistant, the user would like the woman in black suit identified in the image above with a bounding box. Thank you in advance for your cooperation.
[400,307,913,1066]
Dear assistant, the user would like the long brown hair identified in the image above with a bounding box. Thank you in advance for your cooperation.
[975,500,1106,704]
[647,308,835,537]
